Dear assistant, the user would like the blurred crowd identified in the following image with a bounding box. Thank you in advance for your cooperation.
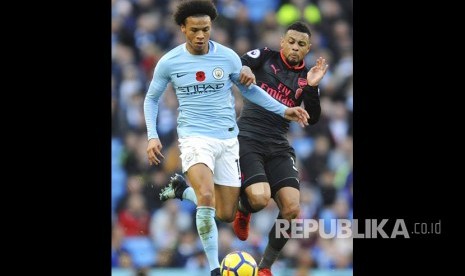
[111,0,353,274]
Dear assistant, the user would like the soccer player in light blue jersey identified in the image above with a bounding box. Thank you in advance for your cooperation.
[143,1,309,275]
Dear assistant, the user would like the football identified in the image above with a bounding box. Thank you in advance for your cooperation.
[220,251,258,276]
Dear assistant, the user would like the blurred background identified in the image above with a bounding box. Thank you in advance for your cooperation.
[111,0,353,275]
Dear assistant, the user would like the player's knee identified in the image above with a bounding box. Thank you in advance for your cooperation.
[244,182,271,211]
[281,203,300,221]
[248,193,271,211]
[197,191,214,206]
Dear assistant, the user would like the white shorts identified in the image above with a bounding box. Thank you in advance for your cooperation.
[178,136,241,187]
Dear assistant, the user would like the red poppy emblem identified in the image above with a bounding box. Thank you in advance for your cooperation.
[298,78,307,87]
[196,71,206,82]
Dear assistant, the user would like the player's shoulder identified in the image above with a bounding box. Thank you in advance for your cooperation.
[211,40,238,57]
[243,47,278,59]
[157,44,185,64]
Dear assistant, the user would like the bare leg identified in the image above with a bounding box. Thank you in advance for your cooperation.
[214,185,240,222]
[185,163,220,271]
[240,182,271,213]
[258,187,300,270]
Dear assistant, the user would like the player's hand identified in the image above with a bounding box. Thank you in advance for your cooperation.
[147,138,165,166]
[307,57,329,86]
[284,107,310,127]
[239,66,256,87]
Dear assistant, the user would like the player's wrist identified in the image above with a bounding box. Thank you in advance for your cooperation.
[148,136,159,141]
[306,84,318,91]
[282,107,288,118]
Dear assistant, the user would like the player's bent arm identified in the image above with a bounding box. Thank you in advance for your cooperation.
[239,66,256,87]
[302,85,321,125]
[231,73,287,117]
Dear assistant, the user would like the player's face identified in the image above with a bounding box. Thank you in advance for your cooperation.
[280,30,311,66]
[181,15,212,55]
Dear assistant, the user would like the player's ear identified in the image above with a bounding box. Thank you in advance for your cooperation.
[181,24,186,34]
[280,37,284,48]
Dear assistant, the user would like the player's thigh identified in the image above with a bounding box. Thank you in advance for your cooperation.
[179,137,217,203]
[266,154,300,200]
[213,137,241,187]
[239,138,271,207]
[213,138,241,221]
[179,137,217,175]
[238,137,268,189]
[186,163,215,200]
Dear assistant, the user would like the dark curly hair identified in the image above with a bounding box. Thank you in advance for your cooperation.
[286,21,312,38]
[174,0,218,26]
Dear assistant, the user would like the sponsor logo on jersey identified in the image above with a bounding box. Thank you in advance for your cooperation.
[178,83,225,95]
[260,82,296,107]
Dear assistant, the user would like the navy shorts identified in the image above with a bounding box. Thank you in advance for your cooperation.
[238,136,300,198]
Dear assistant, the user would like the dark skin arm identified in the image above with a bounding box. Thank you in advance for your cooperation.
[303,57,329,124]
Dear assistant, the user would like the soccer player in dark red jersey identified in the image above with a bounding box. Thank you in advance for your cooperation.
[234,21,329,276]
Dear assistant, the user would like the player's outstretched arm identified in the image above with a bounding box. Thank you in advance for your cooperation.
[232,73,309,127]
[301,57,328,125]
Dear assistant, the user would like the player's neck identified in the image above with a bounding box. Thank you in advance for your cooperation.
[186,41,210,55]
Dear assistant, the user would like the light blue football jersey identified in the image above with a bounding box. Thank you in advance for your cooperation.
[144,40,287,140]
